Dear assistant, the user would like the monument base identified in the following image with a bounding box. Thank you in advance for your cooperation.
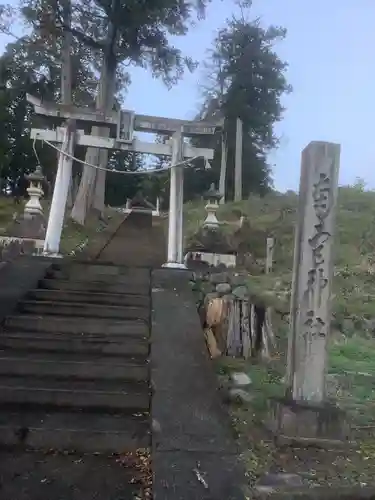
[265,396,349,448]
[8,212,46,240]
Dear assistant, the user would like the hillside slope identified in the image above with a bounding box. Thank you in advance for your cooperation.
[185,186,375,427]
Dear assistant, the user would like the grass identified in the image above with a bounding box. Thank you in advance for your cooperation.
[187,184,375,487]
[0,196,124,256]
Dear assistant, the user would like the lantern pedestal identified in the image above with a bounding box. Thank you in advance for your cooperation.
[203,183,222,229]
[204,202,220,229]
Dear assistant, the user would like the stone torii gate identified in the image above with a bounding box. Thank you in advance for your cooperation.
[27,94,223,268]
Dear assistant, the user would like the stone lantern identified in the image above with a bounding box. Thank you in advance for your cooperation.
[24,164,45,218]
[203,183,222,229]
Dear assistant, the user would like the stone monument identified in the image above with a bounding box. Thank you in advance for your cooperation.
[266,141,347,446]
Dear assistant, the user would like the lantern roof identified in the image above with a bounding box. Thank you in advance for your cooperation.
[204,183,222,200]
[26,165,44,182]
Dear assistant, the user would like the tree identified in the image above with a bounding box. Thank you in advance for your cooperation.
[2,0,215,223]
[194,12,291,200]
[104,151,144,206]
[0,23,98,196]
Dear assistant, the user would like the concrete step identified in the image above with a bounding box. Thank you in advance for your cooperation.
[52,262,150,278]
[18,300,149,321]
[4,315,148,336]
[39,278,149,295]
[0,376,149,412]
[26,289,151,308]
[0,410,150,453]
[0,353,148,381]
[46,268,150,285]
[0,333,149,358]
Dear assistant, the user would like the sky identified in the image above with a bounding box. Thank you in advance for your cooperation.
[1,0,375,191]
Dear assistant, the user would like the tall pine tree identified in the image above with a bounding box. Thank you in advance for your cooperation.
[189,11,291,201]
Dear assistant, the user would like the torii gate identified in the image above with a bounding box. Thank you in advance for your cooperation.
[27,94,223,268]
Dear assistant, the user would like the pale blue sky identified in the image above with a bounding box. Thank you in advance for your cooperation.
[2,0,374,191]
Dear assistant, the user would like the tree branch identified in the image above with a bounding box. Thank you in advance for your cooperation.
[58,23,105,50]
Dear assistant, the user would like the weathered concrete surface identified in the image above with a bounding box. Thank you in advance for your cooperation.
[18,300,149,320]
[39,278,149,295]
[0,450,145,499]
[0,354,148,381]
[0,255,53,325]
[0,411,149,453]
[0,376,149,411]
[151,269,245,500]
[4,315,148,336]
[26,288,151,307]
[46,267,150,284]
[0,332,149,358]
[0,260,152,458]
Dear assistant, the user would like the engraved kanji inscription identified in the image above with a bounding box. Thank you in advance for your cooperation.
[312,172,332,220]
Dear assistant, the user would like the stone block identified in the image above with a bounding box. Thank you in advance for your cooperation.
[230,372,252,387]
[265,396,349,448]
[216,282,232,295]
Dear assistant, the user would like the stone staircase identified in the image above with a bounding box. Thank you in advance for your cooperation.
[0,260,151,454]
[96,211,166,267]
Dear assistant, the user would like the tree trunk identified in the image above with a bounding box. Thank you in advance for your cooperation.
[219,133,227,204]
[60,0,74,208]
[70,66,116,224]
[70,0,119,225]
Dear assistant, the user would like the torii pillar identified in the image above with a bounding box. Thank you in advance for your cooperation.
[163,129,186,269]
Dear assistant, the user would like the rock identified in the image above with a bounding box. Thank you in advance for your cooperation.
[230,372,252,387]
[216,282,232,295]
[202,281,216,295]
[255,473,304,494]
[232,285,248,300]
[210,272,230,285]
[342,318,355,333]
[363,318,375,333]
[227,388,253,405]
[217,374,230,390]
[231,274,248,287]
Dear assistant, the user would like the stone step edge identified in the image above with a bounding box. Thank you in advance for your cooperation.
[0,332,149,343]
[19,300,149,313]
[39,279,150,294]
[27,289,151,301]
[4,314,149,325]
